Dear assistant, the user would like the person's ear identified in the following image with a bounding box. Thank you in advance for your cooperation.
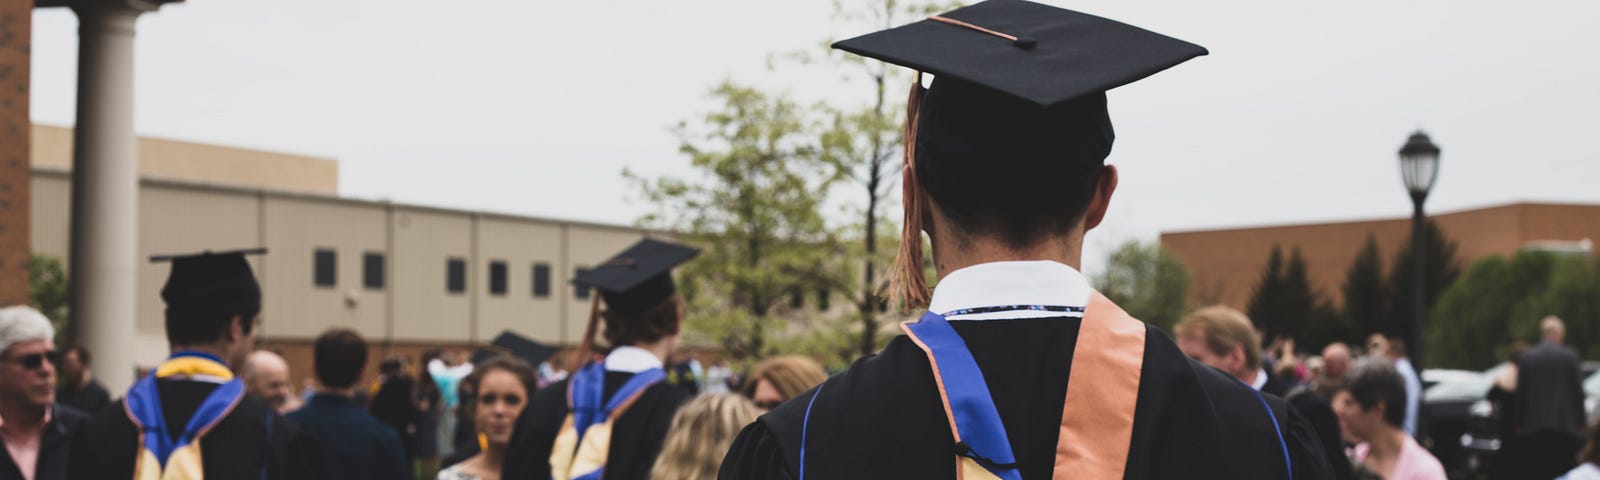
[1084,165,1119,231]
[229,315,246,343]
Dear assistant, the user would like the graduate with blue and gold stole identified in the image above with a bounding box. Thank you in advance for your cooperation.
[67,250,323,480]
[502,239,698,480]
[720,1,1337,479]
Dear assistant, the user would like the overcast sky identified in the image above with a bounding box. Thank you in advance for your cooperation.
[31,0,1600,273]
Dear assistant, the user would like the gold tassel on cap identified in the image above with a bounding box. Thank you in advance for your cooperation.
[886,73,931,312]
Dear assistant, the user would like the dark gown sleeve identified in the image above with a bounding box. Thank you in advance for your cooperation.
[718,421,795,480]
[1282,399,1338,480]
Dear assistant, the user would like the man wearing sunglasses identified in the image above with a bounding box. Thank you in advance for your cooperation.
[0,305,88,480]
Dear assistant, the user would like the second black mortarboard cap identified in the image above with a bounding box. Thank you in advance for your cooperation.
[572,239,699,316]
[471,330,556,367]
[151,248,266,316]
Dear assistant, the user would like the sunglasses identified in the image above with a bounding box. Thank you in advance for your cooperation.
[6,351,61,370]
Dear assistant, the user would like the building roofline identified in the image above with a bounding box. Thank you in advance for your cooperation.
[31,167,653,235]
[1160,201,1600,237]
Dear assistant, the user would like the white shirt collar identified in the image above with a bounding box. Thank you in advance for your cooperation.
[927,261,1093,321]
[604,346,663,373]
[1251,368,1269,391]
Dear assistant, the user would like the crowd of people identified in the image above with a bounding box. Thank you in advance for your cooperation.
[4,1,1598,479]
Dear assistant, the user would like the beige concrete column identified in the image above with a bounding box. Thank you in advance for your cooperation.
[68,0,157,392]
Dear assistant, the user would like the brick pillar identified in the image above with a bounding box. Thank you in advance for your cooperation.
[0,0,33,306]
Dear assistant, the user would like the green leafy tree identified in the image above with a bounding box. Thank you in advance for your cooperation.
[1092,240,1189,332]
[1341,234,1389,338]
[28,255,70,343]
[1427,251,1564,369]
[1386,220,1461,349]
[629,82,848,360]
[802,0,960,356]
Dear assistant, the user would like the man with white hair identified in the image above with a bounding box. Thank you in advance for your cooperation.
[0,305,87,480]
[242,350,301,414]
[1507,315,1586,478]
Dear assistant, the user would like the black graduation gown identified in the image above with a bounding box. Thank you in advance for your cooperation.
[66,379,325,480]
[720,317,1336,480]
[502,372,691,480]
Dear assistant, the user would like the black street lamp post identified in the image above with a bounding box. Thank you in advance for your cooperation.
[1399,131,1441,371]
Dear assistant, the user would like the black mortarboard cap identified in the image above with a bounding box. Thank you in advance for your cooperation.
[472,331,556,366]
[832,0,1207,168]
[572,239,699,316]
[151,248,266,316]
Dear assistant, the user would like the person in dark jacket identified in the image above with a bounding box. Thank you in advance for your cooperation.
[288,329,409,480]
[53,346,109,415]
[0,306,88,480]
[370,358,421,467]
[1507,316,1587,479]
[1174,306,1354,480]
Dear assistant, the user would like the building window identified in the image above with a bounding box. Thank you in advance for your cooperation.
[489,260,508,296]
[313,249,336,287]
[363,252,385,290]
[447,258,467,294]
[790,288,805,309]
[574,267,591,300]
[532,263,551,298]
[817,288,831,311]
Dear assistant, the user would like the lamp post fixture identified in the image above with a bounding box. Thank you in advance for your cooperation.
[1399,130,1441,371]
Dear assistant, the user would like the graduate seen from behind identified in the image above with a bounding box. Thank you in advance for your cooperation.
[720,1,1336,478]
[68,250,321,480]
[501,239,698,480]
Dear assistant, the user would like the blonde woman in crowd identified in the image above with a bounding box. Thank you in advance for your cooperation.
[742,356,828,411]
[650,394,763,480]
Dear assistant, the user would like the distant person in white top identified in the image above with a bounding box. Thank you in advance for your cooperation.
[1367,334,1422,437]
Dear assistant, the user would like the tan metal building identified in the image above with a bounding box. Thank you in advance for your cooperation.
[31,124,654,389]
[1161,203,1600,310]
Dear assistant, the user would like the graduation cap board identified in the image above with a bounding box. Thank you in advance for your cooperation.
[572,238,700,316]
[150,248,267,316]
[473,331,557,367]
[832,0,1207,169]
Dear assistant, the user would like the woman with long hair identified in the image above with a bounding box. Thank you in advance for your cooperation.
[742,355,828,411]
[435,356,538,480]
[650,394,763,480]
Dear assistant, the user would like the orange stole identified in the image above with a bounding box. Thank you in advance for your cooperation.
[1054,291,1146,479]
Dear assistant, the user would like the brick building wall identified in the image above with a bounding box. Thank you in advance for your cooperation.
[1161,203,1600,310]
[0,1,30,305]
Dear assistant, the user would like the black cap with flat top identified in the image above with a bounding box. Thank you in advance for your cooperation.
[832,0,1207,169]
[150,248,267,316]
[572,239,699,316]
[472,330,556,367]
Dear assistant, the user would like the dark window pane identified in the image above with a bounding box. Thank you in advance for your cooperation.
[447,258,467,294]
[489,261,508,296]
[363,252,385,290]
[574,267,591,300]
[533,263,551,298]
[790,289,804,309]
[817,288,831,311]
[314,249,336,287]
